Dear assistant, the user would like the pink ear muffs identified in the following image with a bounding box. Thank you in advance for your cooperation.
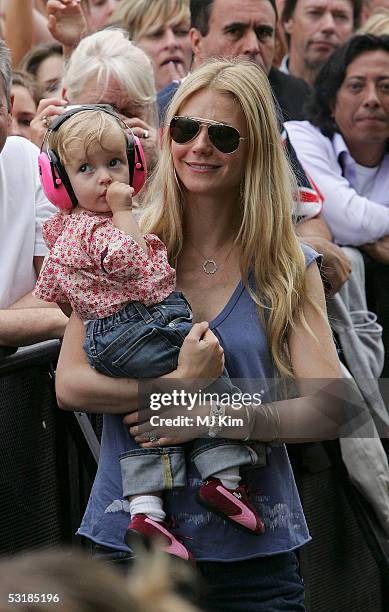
[39,105,148,211]
[38,149,76,211]
[130,134,147,196]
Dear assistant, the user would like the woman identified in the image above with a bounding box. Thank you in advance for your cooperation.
[111,0,192,92]
[30,29,159,171]
[20,42,64,98]
[55,58,341,611]
[9,70,39,140]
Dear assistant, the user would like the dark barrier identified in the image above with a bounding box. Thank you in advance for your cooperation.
[0,341,64,553]
[289,443,389,612]
[0,342,387,610]
[0,341,96,554]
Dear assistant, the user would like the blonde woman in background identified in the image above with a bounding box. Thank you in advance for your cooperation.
[111,0,192,91]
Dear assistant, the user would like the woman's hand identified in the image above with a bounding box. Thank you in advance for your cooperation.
[47,0,87,50]
[30,96,68,147]
[175,321,225,382]
[123,322,225,445]
[123,401,210,447]
[123,117,159,172]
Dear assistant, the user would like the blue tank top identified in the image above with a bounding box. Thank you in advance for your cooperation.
[78,244,318,560]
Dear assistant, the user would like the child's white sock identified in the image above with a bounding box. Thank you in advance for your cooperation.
[129,495,165,522]
[212,466,241,490]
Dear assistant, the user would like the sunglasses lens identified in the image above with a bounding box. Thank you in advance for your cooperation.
[209,124,240,153]
[170,117,199,144]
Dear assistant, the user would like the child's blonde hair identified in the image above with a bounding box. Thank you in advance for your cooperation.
[48,109,127,167]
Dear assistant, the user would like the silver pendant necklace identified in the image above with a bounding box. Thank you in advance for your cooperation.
[202,259,218,275]
[189,240,235,275]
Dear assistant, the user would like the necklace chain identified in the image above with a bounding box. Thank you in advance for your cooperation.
[188,239,235,275]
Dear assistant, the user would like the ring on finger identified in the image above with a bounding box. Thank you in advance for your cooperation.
[142,129,149,139]
[148,432,159,443]
[42,115,49,128]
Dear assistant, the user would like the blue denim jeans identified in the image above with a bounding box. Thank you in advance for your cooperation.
[88,541,305,611]
[197,551,306,612]
[83,291,194,379]
[83,291,266,496]
[120,439,261,497]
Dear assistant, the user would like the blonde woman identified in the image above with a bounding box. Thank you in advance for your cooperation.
[56,59,341,610]
[111,0,192,91]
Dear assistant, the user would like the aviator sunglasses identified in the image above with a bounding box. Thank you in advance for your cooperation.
[170,116,245,154]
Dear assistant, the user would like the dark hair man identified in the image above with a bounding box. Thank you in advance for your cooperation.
[285,34,389,371]
[188,0,310,121]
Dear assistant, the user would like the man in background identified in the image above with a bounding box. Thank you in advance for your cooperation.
[280,0,361,85]
[0,40,67,348]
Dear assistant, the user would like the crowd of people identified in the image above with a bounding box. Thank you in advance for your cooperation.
[0,0,389,610]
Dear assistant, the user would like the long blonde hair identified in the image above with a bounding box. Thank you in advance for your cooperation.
[142,59,313,375]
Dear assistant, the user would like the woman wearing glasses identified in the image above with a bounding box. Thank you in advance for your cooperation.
[56,59,341,611]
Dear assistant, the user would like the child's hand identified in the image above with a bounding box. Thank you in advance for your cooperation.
[106,182,134,213]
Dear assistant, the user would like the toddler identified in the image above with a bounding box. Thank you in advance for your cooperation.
[35,106,265,560]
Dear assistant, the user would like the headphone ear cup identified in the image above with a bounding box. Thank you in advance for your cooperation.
[38,150,76,210]
[126,134,147,196]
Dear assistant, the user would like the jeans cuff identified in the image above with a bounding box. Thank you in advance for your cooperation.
[120,446,186,496]
[191,442,259,480]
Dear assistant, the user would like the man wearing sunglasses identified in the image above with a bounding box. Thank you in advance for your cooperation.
[157,0,352,297]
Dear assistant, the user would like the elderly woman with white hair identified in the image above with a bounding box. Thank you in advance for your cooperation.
[30,28,159,172]
[111,0,192,92]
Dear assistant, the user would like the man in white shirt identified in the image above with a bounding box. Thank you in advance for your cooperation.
[280,0,361,85]
[285,34,389,375]
[285,35,389,246]
[0,40,67,347]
